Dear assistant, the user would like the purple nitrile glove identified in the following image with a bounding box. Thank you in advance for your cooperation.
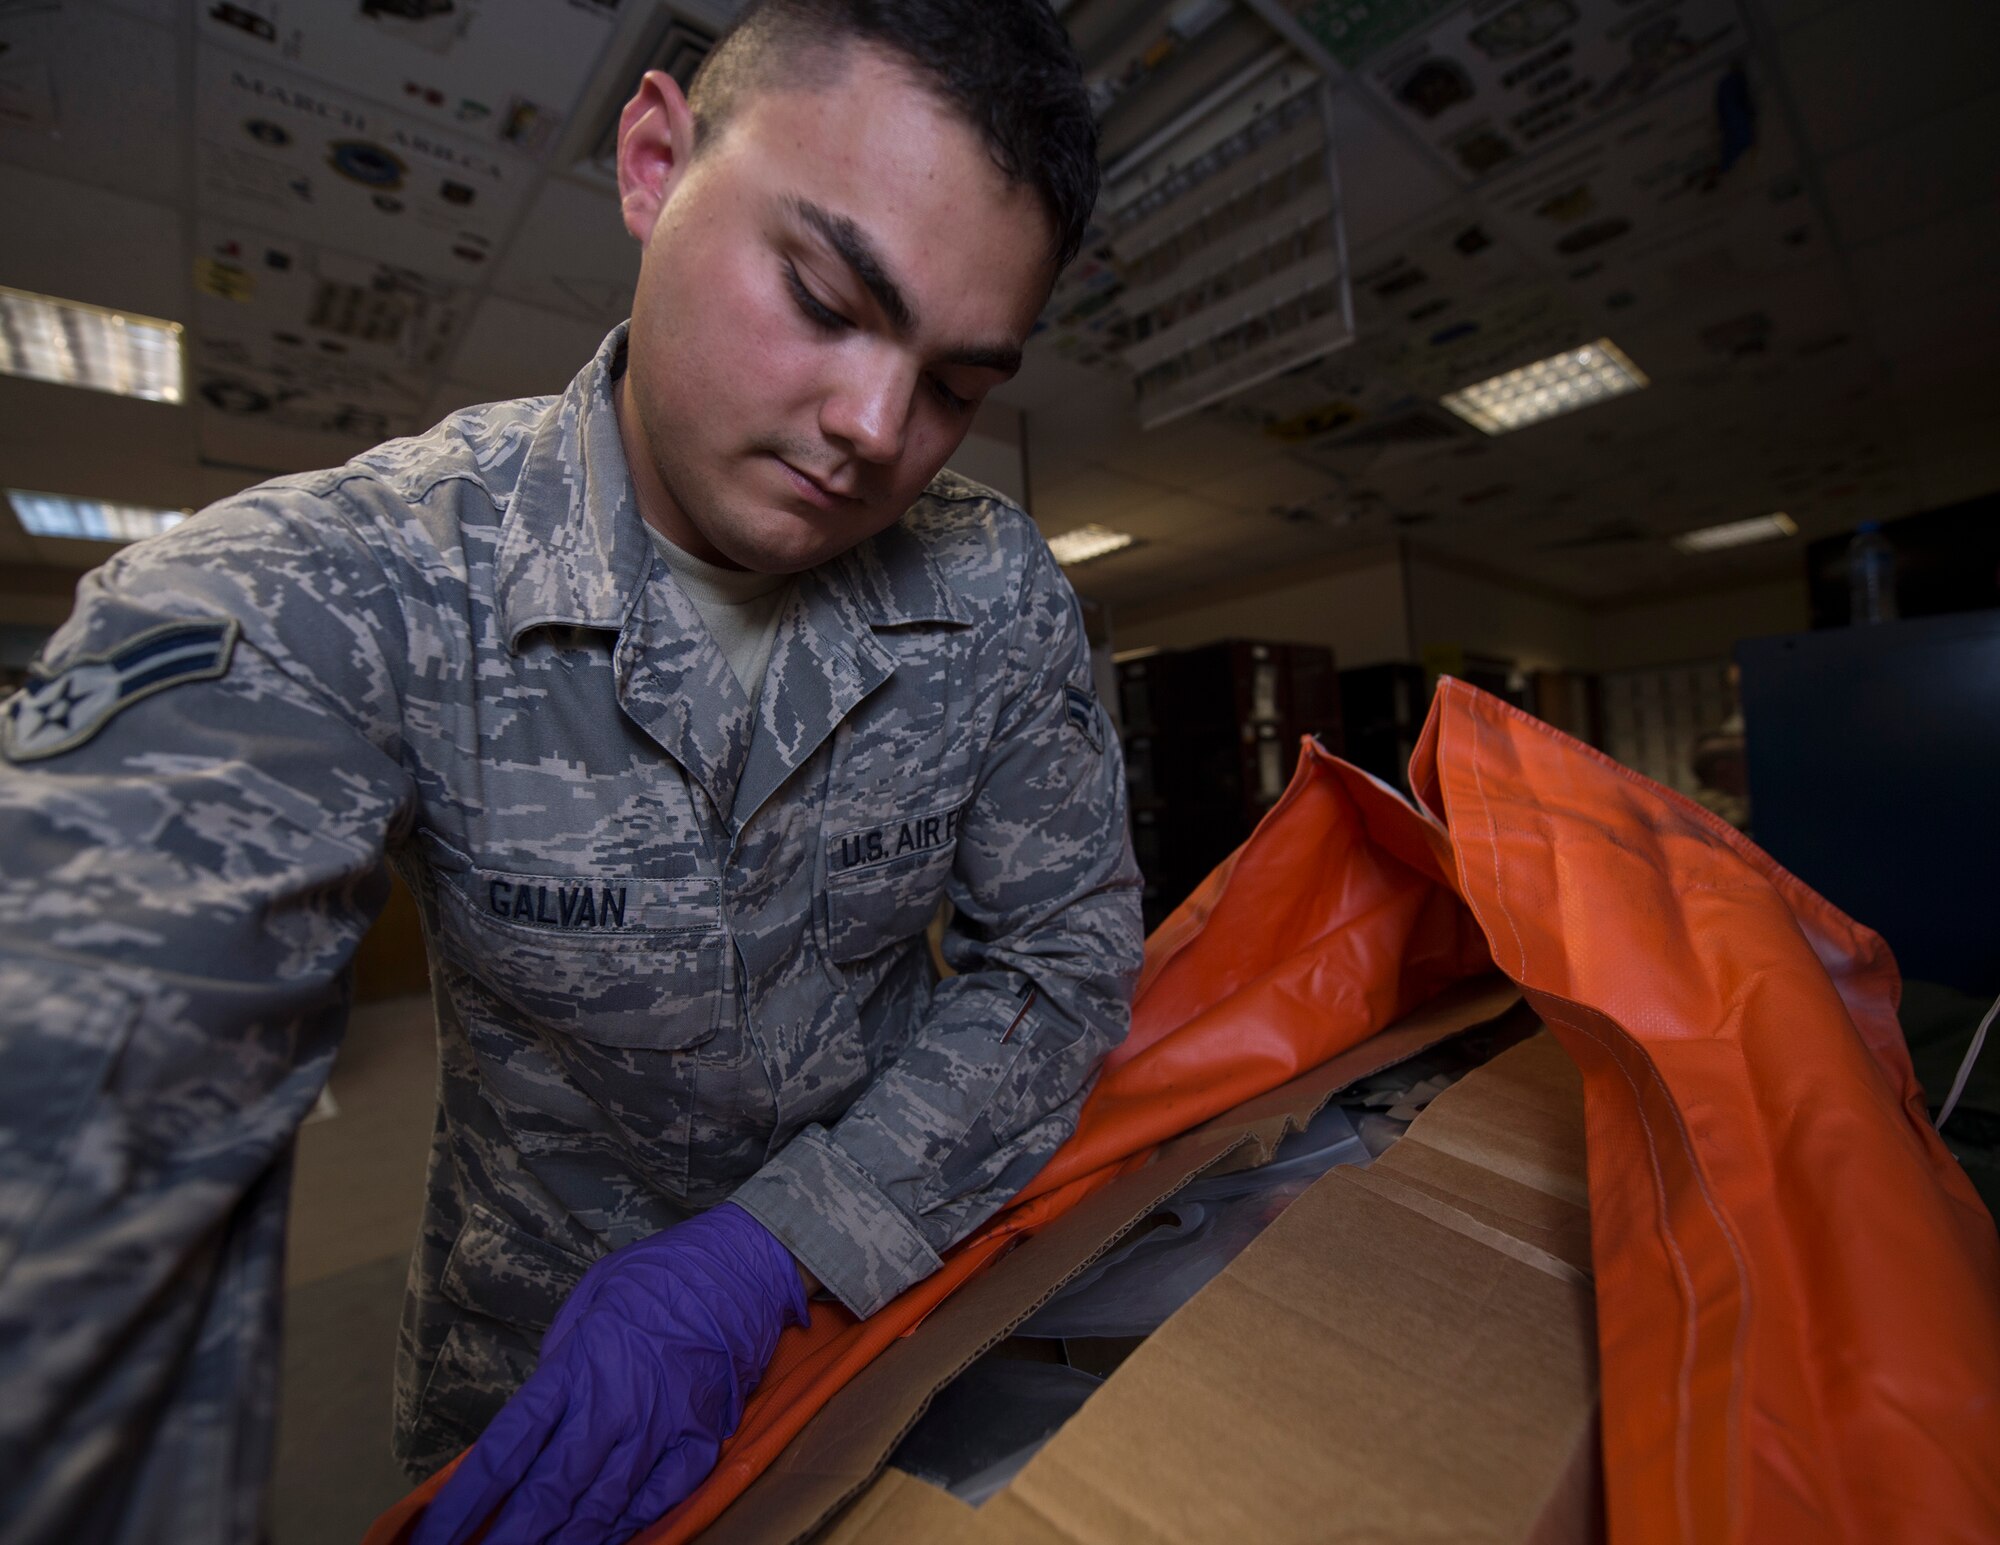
[412,1202,810,1545]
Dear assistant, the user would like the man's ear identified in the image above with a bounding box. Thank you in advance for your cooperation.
[616,69,698,244]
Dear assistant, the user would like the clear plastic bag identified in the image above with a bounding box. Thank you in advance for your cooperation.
[1016,1101,1369,1340]
[888,1358,1104,1506]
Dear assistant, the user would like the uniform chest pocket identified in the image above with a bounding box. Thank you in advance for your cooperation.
[428,864,726,1051]
[823,800,963,964]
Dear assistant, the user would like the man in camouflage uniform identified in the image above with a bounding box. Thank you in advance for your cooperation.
[0,3,1139,1541]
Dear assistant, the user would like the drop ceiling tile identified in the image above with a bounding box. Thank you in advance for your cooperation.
[1191,452,1342,512]
[0,515,37,565]
[1818,88,2000,246]
[488,176,640,329]
[445,297,609,403]
[0,376,195,480]
[0,3,181,202]
[195,412,383,480]
[1845,203,2000,316]
[1873,283,2000,393]
[1777,0,2000,158]
[1104,492,1246,549]
[1032,464,1171,530]
[1003,349,1138,478]
[1093,413,1276,489]
[1906,428,2000,512]
[1748,0,1850,31]
[0,164,188,319]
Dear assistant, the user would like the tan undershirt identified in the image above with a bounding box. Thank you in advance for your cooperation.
[644,523,794,702]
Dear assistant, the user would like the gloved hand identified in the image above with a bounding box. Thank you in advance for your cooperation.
[412,1202,810,1545]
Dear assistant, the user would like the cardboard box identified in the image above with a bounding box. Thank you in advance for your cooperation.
[702,977,1599,1544]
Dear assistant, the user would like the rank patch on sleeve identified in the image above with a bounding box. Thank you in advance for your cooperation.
[1062,684,1103,753]
[3,618,239,763]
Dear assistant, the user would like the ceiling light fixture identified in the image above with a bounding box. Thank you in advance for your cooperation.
[1670,512,1799,554]
[1047,524,1137,566]
[0,284,185,403]
[8,490,190,544]
[1440,338,1648,435]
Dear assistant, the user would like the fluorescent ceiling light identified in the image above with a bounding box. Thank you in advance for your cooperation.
[8,490,189,544]
[1670,512,1799,554]
[1440,338,1648,435]
[1047,524,1136,565]
[0,284,185,403]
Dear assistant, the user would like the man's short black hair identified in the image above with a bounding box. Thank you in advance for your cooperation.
[689,0,1099,271]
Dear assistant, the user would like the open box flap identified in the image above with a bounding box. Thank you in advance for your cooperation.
[700,975,1528,1545]
[821,1032,1599,1545]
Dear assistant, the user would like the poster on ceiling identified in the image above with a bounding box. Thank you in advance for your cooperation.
[191,218,467,441]
[1363,0,1742,184]
[1478,64,1818,316]
[1346,212,1535,336]
[194,48,527,281]
[197,0,619,160]
[1367,281,1592,398]
[1287,0,1466,72]
[1204,338,1415,446]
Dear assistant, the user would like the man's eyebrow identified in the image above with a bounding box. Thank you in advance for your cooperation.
[941,343,1022,375]
[788,197,915,334]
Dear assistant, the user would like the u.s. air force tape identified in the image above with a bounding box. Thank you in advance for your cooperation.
[2,618,239,762]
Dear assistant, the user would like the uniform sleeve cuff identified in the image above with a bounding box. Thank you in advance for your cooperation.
[730,1127,942,1319]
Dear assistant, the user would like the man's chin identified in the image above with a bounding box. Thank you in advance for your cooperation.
[705,507,885,576]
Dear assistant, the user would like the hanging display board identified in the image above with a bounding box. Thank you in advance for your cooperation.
[1090,62,1359,431]
[197,0,619,161]
[194,48,529,282]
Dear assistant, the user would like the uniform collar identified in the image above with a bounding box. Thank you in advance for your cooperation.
[495,325,653,651]
[494,324,971,651]
[819,515,971,628]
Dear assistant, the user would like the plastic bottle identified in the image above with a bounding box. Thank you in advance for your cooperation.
[1847,521,1898,624]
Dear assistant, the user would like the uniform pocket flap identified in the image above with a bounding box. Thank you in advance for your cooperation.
[428,867,727,1050]
[439,1203,594,1335]
[823,801,964,964]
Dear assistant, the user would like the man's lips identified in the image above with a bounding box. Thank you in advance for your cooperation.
[775,457,859,509]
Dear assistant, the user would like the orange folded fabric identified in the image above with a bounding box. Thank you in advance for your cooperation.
[1407,679,2000,1543]
[370,678,2000,1545]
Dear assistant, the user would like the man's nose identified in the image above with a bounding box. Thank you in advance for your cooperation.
[819,347,912,465]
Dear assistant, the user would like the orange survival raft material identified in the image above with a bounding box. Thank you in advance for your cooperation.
[371,678,2000,1545]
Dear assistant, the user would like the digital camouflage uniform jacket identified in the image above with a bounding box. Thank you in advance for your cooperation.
[0,326,1143,1544]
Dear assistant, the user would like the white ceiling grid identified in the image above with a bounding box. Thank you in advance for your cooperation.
[0,0,672,509]
[1025,0,2000,609]
[0,0,1994,611]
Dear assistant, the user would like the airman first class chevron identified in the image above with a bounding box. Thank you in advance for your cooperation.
[2,618,239,763]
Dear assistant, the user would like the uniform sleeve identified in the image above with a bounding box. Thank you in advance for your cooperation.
[733,536,1143,1317]
[0,490,417,1544]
